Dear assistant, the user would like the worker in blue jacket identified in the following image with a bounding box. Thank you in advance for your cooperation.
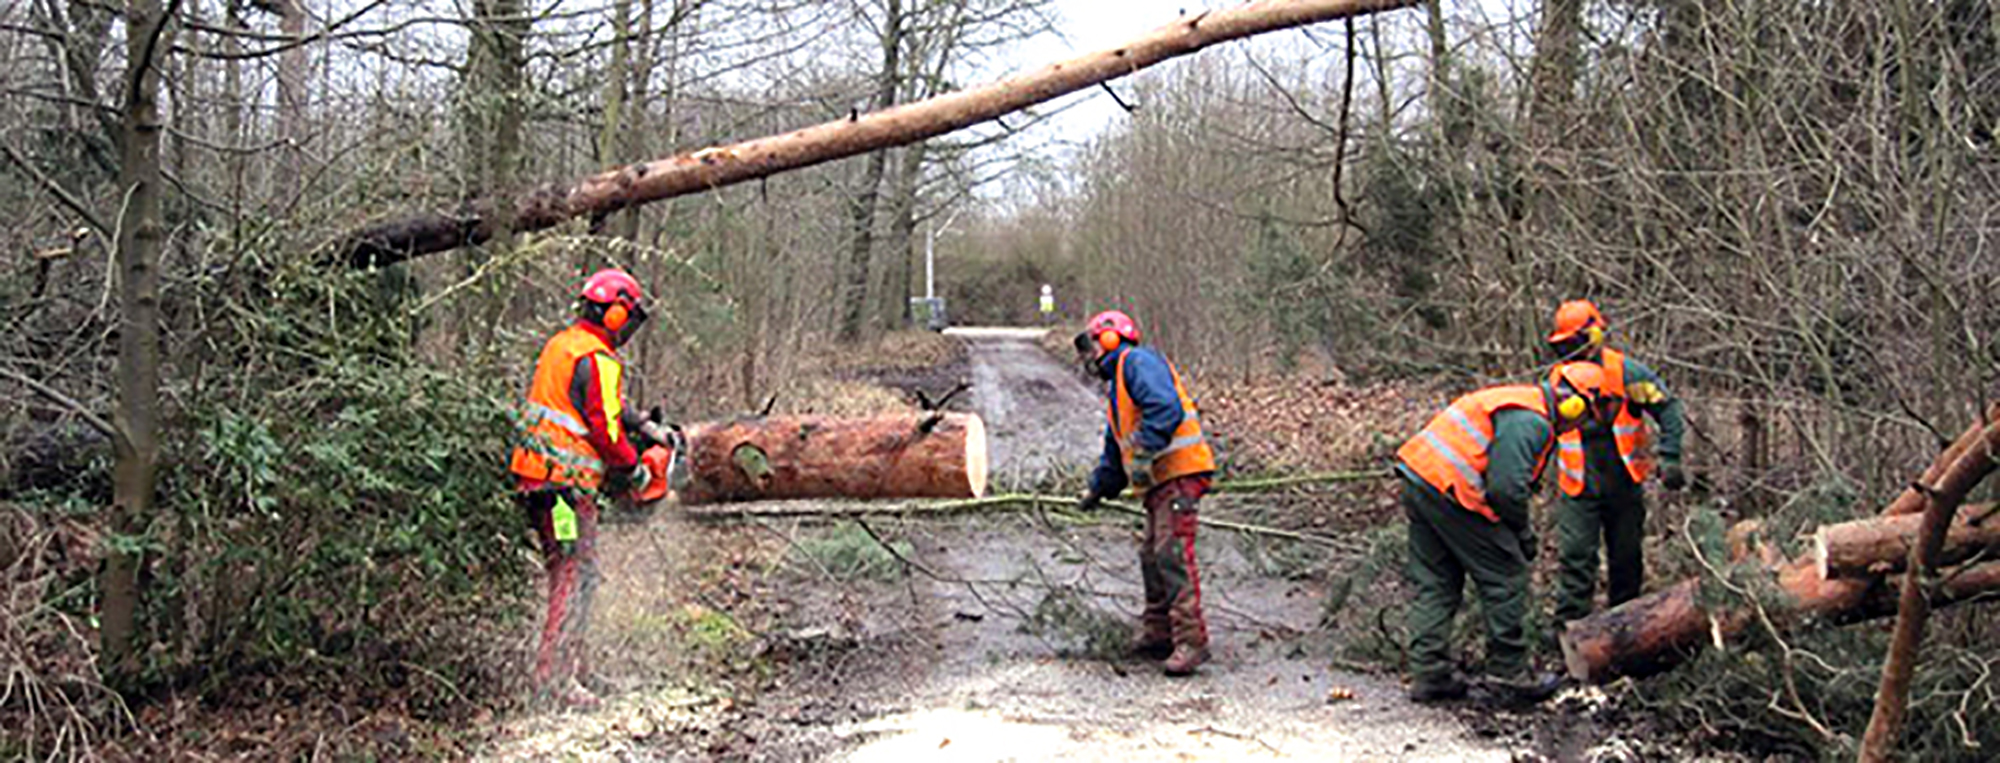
[1074,310,1219,676]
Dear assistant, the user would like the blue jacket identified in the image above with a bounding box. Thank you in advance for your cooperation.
[1087,344,1188,496]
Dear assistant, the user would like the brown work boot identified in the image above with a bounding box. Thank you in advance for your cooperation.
[1162,643,1209,676]
[1128,626,1174,659]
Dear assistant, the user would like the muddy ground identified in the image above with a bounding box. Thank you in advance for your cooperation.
[482,329,1636,762]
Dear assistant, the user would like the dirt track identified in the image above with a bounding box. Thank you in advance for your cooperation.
[484,330,1521,761]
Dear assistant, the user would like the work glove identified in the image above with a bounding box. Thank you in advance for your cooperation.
[1130,449,1157,490]
[1660,461,1687,492]
[1517,527,1540,563]
[1076,489,1105,513]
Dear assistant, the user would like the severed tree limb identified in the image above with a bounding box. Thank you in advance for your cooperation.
[1210,470,1390,492]
[331,0,1423,267]
[684,491,1363,550]
[1859,417,2000,762]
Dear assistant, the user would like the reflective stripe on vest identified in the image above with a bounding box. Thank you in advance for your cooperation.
[1552,348,1656,496]
[1109,347,1217,487]
[1395,386,1554,523]
[509,325,619,489]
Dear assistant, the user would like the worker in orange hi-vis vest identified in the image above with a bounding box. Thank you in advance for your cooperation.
[1543,300,1688,627]
[1394,363,1606,707]
[508,268,653,710]
[1072,310,1219,676]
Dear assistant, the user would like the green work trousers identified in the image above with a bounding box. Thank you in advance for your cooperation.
[1402,478,1531,683]
[1554,488,1646,624]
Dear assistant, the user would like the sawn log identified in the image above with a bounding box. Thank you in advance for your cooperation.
[674,412,987,505]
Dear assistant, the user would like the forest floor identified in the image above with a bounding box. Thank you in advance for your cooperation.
[474,329,1666,762]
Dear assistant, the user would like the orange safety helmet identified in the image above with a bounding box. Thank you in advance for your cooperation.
[1547,300,1607,345]
[1083,310,1141,354]
[1550,361,1607,421]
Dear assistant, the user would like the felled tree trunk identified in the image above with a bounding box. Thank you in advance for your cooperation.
[675,413,988,505]
[334,0,1423,267]
[1816,502,2000,578]
[1559,551,2000,684]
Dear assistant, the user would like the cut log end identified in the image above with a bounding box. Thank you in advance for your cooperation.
[1560,624,1593,683]
[964,414,988,499]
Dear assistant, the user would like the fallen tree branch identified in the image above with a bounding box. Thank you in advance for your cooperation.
[331,0,1423,267]
[1209,470,1390,492]
[685,491,1365,551]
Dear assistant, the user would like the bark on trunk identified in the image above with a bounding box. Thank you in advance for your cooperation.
[837,0,903,343]
[103,0,170,691]
[335,0,1423,267]
[1816,502,2000,578]
[675,413,988,505]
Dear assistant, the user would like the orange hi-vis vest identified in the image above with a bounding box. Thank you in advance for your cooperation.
[1396,386,1555,523]
[509,324,624,489]
[1550,348,1654,496]
[1110,349,1217,487]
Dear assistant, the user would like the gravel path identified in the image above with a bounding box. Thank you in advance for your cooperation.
[808,329,1509,761]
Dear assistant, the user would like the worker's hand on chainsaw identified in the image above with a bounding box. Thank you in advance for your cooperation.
[605,463,648,497]
[1076,489,1105,513]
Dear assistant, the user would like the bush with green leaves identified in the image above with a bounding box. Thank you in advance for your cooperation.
[125,227,535,712]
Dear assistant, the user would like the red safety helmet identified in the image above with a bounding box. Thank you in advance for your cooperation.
[580,269,647,333]
[1547,300,1607,345]
[1084,310,1141,354]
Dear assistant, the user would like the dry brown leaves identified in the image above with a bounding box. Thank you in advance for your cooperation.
[1199,373,1446,476]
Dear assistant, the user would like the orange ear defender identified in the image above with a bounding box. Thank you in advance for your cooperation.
[604,303,629,332]
[1098,330,1121,352]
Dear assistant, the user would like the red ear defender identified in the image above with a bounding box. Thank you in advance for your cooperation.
[1098,330,1120,352]
[604,303,629,332]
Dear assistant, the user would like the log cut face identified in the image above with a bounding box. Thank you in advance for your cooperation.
[1561,579,1708,684]
[675,413,988,505]
[1817,503,2000,578]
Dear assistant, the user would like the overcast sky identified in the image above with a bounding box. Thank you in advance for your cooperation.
[996,0,1241,146]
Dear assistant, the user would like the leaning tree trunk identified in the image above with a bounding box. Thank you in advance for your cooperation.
[1860,417,2000,761]
[103,0,170,692]
[675,413,988,505]
[335,0,1424,267]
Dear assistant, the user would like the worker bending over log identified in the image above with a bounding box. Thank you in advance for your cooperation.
[1394,363,1607,705]
[1074,311,1220,677]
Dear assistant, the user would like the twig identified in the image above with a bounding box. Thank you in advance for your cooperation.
[0,140,110,237]
[1188,725,1281,755]
[1210,470,1392,492]
[0,363,119,441]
